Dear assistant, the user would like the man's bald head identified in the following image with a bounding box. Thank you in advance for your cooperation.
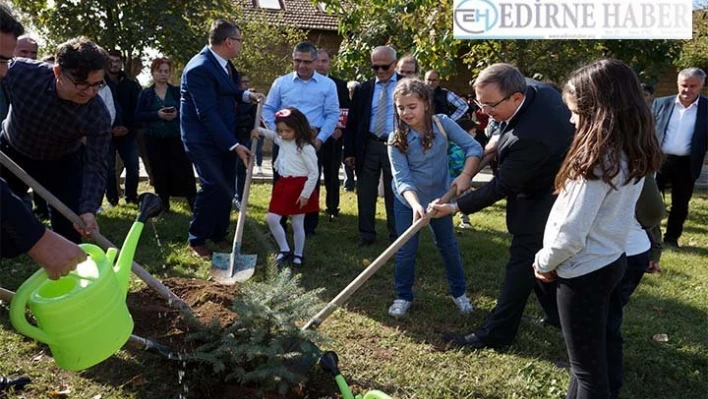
[14,35,38,59]
[370,45,397,82]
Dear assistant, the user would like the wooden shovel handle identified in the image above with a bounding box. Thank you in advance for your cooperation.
[301,185,459,331]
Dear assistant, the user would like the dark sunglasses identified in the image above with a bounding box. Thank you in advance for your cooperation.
[371,62,394,71]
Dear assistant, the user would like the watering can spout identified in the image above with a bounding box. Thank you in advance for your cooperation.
[114,193,163,295]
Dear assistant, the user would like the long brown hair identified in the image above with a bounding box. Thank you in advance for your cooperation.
[391,78,434,153]
[555,59,662,192]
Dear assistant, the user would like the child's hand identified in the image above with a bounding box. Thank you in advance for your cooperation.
[412,203,428,225]
[297,196,308,208]
[250,128,261,140]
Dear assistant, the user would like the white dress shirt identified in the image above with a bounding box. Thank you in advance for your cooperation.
[661,95,699,156]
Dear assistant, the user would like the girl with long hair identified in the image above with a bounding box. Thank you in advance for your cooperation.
[533,59,662,399]
[387,78,483,317]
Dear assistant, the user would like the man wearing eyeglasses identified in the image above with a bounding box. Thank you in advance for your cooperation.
[430,63,574,349]
[181,19,264,260]
[343,46,400,247]
[424,70,469,122]
[0,36,112,243]
[262,41,339,236]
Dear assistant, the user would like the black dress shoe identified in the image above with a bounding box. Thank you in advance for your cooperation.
[440,332,488,349]
[664,238,679,248]
[358,238,375,247]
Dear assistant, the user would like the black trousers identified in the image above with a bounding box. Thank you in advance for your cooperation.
[356,138,396,241]
[0,134,83,244]
[606,250,650,399]
[656,155,694,242]
[320,136,342,216]
[272,144,321,235]
[143,135,196,211]
[558,255,626,399]
[475,233,559,346]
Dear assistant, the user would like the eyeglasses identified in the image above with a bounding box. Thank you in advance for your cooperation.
[228,36,242,43]
[371,61,394,71]
[293,58,314,65]
[473,93,514,111]
[64,73,106,91]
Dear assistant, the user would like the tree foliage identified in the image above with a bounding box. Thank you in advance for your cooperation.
[321,0,681,84]
[184,269,325,395]
[675,6,708,72]
[10,0,306,84]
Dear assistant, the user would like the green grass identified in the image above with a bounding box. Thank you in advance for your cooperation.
[1,183,707,398]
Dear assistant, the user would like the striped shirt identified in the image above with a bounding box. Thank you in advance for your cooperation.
[1,59,112,214]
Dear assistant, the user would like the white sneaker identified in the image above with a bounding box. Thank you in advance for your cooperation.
[453,295,474,314]
[232,198,241,209]
[459,214,471,229]
[388,299,411,317]
[255,166,263,175]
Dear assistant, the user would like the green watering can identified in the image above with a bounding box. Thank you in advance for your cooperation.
[10,193,163,371]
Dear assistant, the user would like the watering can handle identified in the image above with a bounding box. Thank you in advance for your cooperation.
[10,244,108,345]
[9,269,54,345]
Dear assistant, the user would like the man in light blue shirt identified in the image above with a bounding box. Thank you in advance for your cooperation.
[263,41,339,235]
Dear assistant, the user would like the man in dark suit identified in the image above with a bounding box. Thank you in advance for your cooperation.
[652,67,708,248]
[343,46,400,246]
[180,19,263,259]
[431,63,574,349]
[316,48,351,221]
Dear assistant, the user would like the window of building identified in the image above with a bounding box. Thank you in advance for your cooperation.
[256,0,282,10]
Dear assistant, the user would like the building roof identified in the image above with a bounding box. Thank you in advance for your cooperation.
[237,0,340,32]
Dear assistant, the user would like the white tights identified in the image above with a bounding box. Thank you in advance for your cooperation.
[265,213,305,258]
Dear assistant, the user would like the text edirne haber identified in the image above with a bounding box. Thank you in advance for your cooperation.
[494,2,690,30]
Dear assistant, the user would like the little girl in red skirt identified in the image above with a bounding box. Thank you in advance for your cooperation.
[254,107,319,266]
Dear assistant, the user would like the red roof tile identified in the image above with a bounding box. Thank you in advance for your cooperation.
[236,0,340,32]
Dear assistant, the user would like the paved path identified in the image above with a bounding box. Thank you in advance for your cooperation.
[130,158,495,186]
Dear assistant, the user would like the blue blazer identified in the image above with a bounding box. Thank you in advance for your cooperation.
[180,46,244,151]
[653,95,708,181]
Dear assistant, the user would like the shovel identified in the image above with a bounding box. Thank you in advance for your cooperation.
[285,186,459,375]
[211,101,263,284]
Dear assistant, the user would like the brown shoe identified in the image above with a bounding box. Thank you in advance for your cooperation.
[189,245,213,260]
[214,240,232,252]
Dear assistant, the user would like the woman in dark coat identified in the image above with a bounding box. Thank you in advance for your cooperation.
[136,57,196,212]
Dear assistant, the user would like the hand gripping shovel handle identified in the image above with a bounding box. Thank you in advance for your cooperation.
[0,150,193,316]
[301,185,459,331]
[228,100,263,276]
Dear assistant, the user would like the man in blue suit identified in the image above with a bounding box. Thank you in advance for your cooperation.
[180,19,263,259]
[652,67,708,248]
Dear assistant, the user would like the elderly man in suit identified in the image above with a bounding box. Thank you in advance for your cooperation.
[180,19,263,259]
[652,67,708,248]
[344,46,400,247]
[431,63,574,349]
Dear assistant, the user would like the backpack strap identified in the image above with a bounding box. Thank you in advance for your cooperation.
[432,115,447,140]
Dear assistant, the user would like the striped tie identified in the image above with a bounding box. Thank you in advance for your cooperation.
[373,81,390,138]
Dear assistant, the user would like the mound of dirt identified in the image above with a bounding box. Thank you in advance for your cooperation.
[127,278,339,399]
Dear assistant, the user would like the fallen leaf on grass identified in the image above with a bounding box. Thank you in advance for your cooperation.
[92,395,103,399]
[362,259,371,266]
[49,388,71,398]
[651,306,663,313]
[652,333,669,342]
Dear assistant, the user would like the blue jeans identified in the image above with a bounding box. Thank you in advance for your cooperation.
[393,197,467,301]
[106,136,139,204]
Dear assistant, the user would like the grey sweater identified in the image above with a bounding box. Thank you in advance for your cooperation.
[535,164,644,279]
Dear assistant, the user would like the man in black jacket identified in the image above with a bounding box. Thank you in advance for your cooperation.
[343,46,400,246]
[431,63,574,349]
[106,50,141,205]
[316,48,351,220]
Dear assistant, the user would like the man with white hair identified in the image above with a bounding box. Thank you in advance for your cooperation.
[652,67,708,248]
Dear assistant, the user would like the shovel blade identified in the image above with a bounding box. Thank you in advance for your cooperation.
[211,253,257,284]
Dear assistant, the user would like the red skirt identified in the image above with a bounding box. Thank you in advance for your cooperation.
[269,176,320,215]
